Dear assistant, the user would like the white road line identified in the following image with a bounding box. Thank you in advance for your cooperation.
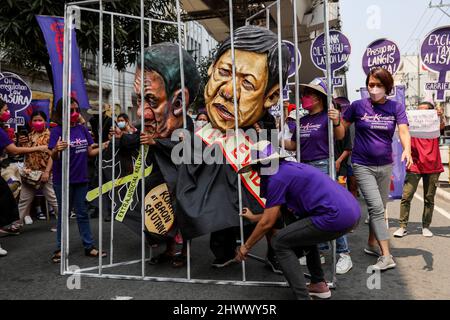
[414,193,450,220]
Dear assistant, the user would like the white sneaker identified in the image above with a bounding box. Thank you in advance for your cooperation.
[393,227,407,238]
[0,245,7,256]
[299,254,325,266]
[24,216,33,225]
[364,217,369,224]
[422,228,433,237]
[336,253,353,274]
[372,255,396,271]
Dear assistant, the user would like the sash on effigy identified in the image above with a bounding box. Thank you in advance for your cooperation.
[195,123,265,207]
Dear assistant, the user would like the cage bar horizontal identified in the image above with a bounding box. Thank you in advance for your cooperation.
[76,7,179,25]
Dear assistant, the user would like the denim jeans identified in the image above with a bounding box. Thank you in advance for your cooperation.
[54,183,94,250]
[272,217,347,300]
[305,158,350,254]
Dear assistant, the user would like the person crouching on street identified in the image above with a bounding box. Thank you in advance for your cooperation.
[235,141,361,300]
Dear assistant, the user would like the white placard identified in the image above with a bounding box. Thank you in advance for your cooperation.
[407,110,441,139]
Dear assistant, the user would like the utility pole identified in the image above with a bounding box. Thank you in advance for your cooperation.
[429,1,450,17]
[417,39,421,106]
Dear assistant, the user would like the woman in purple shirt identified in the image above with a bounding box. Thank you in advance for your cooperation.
[48,98,108,263]
[235,141,360,300]
[335,67,412,271]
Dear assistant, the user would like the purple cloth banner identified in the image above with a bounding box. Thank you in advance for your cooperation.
[36,15,89,109]
[20,99,51,126]
[360,85,406,199]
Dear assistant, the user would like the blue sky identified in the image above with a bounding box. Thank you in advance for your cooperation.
[340,0,450,101]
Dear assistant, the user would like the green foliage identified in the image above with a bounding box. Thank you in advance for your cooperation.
[0,0,178,74]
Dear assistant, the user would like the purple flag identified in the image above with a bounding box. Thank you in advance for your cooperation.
[36,15,89,109]
[360,85,406,199]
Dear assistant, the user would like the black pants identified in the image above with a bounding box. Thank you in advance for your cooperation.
[272,217,347,300]
[0,175,19,227]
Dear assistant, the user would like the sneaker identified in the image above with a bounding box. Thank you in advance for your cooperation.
[70,210,77,219]
[372,255,396,271]
[24,216,33,225]
[393,227,407,238]
[364,245,381,257]
[336,253,353,275]
[299,254,325,266]
[211,257,236,268]
[36,212,47,220]
[307,281,331,299]
[50,226,57,232]
[364,217,369,224]
[266,253,283,275]
[422,228,433,237]
[0,245,7,257]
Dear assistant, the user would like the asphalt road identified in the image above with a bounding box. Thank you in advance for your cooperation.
[1,185,449,300]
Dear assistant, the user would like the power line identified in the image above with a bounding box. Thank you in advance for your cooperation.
[404,8,439,55]
[401,7,428,52]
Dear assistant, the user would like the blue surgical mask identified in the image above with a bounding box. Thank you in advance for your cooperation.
[117,121,126,129]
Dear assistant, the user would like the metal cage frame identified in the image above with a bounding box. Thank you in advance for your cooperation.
[61,0,337,290]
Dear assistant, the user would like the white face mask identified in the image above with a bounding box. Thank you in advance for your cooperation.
[117,121,127,129]
[368,86,386,102]
[195,120,207,128]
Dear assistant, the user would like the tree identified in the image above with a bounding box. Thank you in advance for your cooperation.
[0,0,178,94]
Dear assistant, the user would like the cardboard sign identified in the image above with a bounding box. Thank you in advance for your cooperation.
[407,110,441,139]
[144,183,174,235]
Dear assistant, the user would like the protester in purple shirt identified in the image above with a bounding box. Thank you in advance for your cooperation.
[336,67,412,272]
[235,141,360,300]
[48,97,108,263]
[284,78,353,275]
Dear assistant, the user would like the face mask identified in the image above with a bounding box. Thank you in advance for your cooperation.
[195,120,207,128]
[301,96,316,111]
[117,121,127,129]
[0,110,11,122]
[70,112,80,123]
[368,87,386,102]
[32,121,46,133]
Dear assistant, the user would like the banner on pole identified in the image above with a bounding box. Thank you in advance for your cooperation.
[0,72,32,131]
[36,15,89,109]
[362,38,401,76]
[420,26,450,102]
[311,30,351,91]
[407,110,441,139]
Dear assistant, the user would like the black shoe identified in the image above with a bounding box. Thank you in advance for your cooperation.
[37,212,47,220]
[89,210,99,219]
[211,257,236,268]
[104,215,111,222]
[266,253,283,275]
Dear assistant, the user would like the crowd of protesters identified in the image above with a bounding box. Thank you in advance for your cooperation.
[0,66,448,300]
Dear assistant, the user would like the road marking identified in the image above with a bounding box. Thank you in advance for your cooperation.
[414,193,450,220]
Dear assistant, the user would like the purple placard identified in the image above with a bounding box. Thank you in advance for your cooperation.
[420,26,450,101]
[282,40,302,78]
[362,38,401,76]
[360,85,406,199]
[311,31,351,71]
[0,72,32,131]
[36,15,89,109]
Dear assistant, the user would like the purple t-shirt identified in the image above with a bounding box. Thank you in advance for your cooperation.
[343,98,408,166]
[0,128,13,155]
[261,161,361,232]
[291,111,329,162]
[48,125,94,184]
